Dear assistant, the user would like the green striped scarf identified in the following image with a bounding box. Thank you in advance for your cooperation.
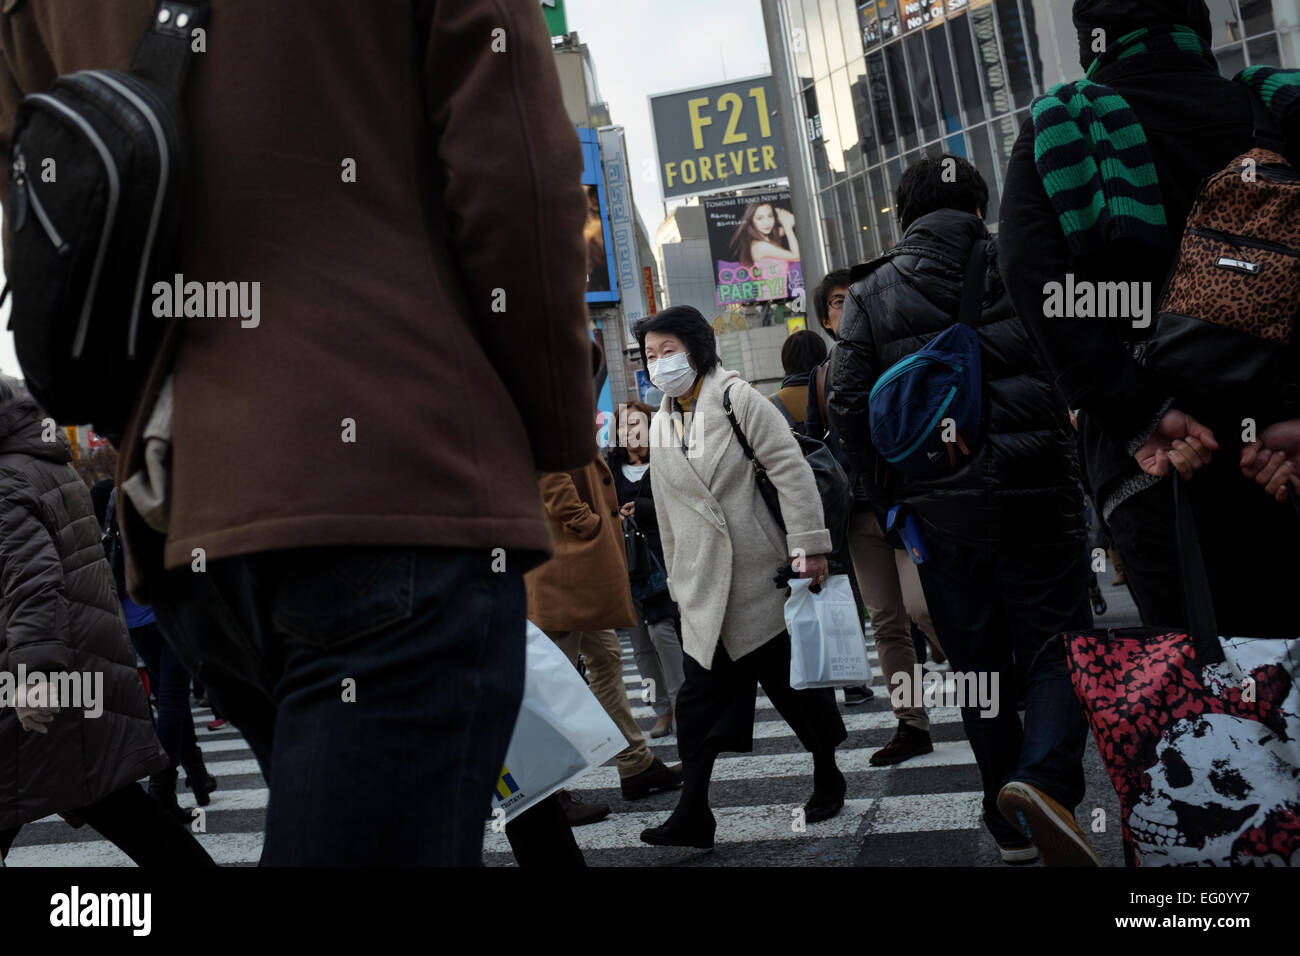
[1237,65,1300,121]
[1031,26,1215,254]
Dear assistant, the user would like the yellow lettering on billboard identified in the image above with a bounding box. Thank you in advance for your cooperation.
[687,97,713,150]
[749,86,772,138]
[718,92,747,145]
[762,145,777,170]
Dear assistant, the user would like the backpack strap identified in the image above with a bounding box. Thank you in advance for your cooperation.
[956,239,989,329]
[130,1,211,97]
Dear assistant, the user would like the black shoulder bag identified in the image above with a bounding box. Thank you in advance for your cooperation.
[723,383,852,554]
[4,1,210,442]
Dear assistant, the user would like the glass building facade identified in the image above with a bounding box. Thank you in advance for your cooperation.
[775,0,1300,269]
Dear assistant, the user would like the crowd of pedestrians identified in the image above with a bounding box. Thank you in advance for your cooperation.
[0,0,1296,868]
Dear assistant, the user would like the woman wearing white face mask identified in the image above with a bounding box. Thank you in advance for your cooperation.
[634,306,846,849]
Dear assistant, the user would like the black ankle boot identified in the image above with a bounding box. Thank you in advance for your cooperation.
[148,769,195,825]
[805,763,846,824]
[181,747,217,807]
[640,806,716,849]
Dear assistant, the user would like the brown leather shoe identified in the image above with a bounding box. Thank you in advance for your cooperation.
[649,713,674,738]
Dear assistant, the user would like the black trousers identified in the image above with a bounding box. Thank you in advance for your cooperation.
[676,631,847,762]
[0,782,215,866]
[1108,469,1300,638]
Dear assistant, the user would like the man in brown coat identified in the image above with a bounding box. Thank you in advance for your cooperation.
[0,0,594,865]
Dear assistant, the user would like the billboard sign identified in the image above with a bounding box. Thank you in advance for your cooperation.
[702,191,804,306]
[540,0,567,37]
[649,76,787,200]
[579,127,618,305]
[597,126,647,348]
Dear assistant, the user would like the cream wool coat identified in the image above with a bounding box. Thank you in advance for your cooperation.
[650,366,831,669]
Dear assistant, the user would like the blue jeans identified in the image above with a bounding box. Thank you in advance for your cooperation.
[916,534,1092,845]
[150,547,526,866]
[130,622,197,767]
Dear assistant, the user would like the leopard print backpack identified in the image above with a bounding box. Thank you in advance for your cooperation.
[1141,104,1300,419]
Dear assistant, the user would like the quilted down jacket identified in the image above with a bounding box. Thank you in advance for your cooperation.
[827,208,1086,548]
[0,396,166,831]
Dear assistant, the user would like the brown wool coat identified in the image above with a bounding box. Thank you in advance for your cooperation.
[0,0,595,600]
[524,457,637,633]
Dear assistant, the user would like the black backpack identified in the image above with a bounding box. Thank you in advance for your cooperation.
[3,1,210,442]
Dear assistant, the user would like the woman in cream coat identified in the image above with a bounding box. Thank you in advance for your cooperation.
[634,306,847,850]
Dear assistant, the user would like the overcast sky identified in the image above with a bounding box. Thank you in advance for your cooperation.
[0,0,770,377]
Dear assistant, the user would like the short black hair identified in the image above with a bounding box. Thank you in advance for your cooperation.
[814,269,852,339]
[781,330,828,376]
[895,154,988,232]
[634,306,719,379]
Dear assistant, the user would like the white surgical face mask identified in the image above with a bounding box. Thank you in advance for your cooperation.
[648,352,696,398]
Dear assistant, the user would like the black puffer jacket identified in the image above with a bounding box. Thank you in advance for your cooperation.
[0,397,166,830]
[827,208,1084,547]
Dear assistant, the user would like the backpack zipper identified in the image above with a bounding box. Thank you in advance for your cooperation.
[28,92,121,360]
[77,71,171,360]
[12,148,69,254]
[869,352,962,402]
[1189,225,1300,258]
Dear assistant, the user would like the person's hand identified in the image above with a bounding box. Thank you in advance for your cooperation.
[1241,419,1300,502]
[1134,409,1219,480]
[776,208,795,229]
[796,553,830,589]
[1068,409,1079,431]
[619,501,636,518]
[15,681,59,734]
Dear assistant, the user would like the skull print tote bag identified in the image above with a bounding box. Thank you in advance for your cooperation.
[1063,475,1300,866]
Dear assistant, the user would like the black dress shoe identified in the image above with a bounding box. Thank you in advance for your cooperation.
[869,722,933,767]
[556,789,611,827]
[804,769,846,823]
[640,808,716,848]
[620,757,683,801]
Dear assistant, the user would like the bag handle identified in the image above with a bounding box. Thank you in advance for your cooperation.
[130,1,211,97]
[956,239,988,330]
[1172,473,1225,665]
[723,384,766,476]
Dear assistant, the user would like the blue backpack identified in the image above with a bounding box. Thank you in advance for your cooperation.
[867,240,987,480]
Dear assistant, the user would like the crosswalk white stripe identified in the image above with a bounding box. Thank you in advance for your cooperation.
[4,831,265,868]
[151,739,976,790]
[483,799,875,853]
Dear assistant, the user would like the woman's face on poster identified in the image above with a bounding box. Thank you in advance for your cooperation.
[753,203,775,236]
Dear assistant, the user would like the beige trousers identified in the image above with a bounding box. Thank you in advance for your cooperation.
[549,629,655,778]
[846,509,942,732]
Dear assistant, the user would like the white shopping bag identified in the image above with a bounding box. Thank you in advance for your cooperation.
[490,622,625,824]
[785,575,871,690]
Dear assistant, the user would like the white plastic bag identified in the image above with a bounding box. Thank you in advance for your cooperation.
[491,622,625,823]
[785,575,871,690]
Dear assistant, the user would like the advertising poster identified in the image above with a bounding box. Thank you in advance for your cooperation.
[702,191,804,306]
[579,127,618,305]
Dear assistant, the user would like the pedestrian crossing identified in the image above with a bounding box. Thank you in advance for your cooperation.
[3,627,1011,867]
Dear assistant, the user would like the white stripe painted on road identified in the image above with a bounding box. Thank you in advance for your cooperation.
[482,799,875,854]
